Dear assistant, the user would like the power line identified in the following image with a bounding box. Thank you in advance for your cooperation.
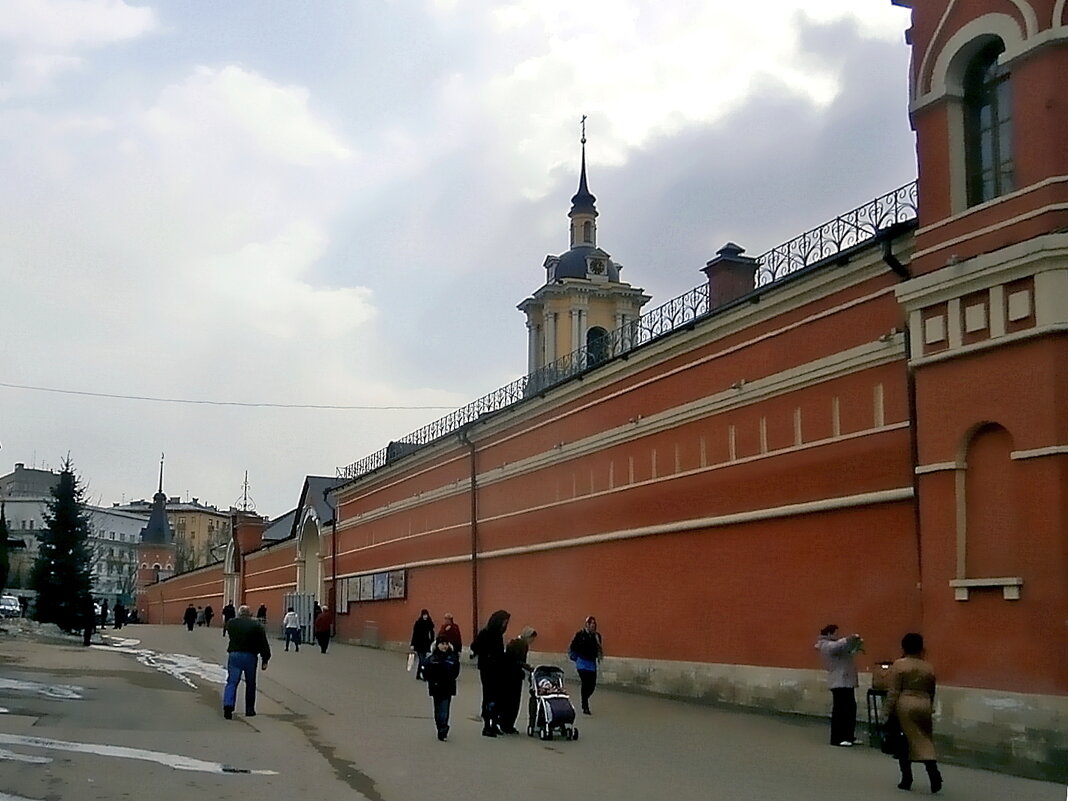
[0,381,454,411]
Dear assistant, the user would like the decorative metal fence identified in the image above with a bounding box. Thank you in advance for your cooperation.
[337,181,918,481]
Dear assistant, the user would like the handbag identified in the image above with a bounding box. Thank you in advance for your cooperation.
[880,714,907,757]
[406,653,416,672]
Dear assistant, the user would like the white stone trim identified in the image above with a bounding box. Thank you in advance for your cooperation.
[924,315,946,344]
[335,339,908,531]
[915,461,963,475]
[335,487,914,567]
[911,203,1068,263]
[989,284,1007,338]
[963,302,987,333]
[949,576,1023,601]
[897,234,1068,310]
[909,322,1068,367]
[913,176,1068,240]
[1010,445,1068,460]
[334,254,908,511]
[1033,269,1068,326]
[914,12,1030,112]
[1006,289,1032,321]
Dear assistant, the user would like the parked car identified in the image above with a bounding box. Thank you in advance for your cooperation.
[1,595,22,618]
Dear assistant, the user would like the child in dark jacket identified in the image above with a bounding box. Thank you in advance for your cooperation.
[423,636,460,741]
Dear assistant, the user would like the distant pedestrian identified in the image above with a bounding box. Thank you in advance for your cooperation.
[256,604,268,626]
[410,609,435,680]
[113,602,126,630]
[221,602,236,635]
[438,612,462,655]
[196,606,205,627]
[222,605,271,719]
[501,626,537,733]
[815,624,862,746]
[470,609,510,737]
[99,599,109,629]
[884,633,942,793]
[568,616,602,715]
[82,596,96,647]
[423,636,460,741]
[183,604,197,632]
[313,607,333,653]
[203,605,214,627]
[282,607,301,652]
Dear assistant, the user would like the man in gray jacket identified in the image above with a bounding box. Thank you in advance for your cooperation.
[815,624,861,746]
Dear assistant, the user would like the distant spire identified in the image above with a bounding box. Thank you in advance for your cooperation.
[158,452,164,494]
[570,114,597,215]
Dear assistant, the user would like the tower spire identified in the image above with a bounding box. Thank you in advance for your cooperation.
[158,452,164,494]
[570,114,596,215]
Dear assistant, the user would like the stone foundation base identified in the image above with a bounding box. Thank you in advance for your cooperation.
[354,639,1067,783]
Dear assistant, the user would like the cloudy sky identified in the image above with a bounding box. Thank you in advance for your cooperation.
[0,0,917,519]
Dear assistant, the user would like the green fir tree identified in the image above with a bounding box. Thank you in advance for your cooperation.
[0,501,10,591]
[30,459,94,632]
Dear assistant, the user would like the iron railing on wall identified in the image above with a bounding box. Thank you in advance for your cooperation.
[337,180,918,481]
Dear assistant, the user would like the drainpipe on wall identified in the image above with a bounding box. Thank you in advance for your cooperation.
[458,427,479,635]
[881,231,924,617]
[328,487,338,638]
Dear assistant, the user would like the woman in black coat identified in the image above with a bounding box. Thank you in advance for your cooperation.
[469,609,510,736]
[410,609,436,680]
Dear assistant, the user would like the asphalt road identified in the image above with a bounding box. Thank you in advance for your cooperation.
[0,621,1063,801]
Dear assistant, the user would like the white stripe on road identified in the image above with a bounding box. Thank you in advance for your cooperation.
[0,793,45,801]
[0,734,277,775]
[0,747,51,764]
[0,678,83,700]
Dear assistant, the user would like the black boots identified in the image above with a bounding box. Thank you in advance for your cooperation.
[223,706,234,720]
[898,761,941,793]
[925,762,943,794]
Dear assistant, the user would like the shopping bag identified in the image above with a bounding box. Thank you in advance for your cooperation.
[406,653,416,672]
[880,714,907,757]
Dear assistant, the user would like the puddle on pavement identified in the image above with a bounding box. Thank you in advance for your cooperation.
[0,678,83,700]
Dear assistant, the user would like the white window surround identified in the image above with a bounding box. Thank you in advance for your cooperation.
[914,13,1029,112]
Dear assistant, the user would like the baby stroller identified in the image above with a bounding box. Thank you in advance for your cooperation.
[526,665,578,741]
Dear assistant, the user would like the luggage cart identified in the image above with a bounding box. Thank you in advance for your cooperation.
[867,688,888,748]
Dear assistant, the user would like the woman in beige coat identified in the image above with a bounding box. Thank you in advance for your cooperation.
[884,632,942,793]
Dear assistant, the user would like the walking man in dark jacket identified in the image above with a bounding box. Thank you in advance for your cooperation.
[221,602,236,635]
[183,604,197,631]
[568,616,603,715]
[222,605,271,719]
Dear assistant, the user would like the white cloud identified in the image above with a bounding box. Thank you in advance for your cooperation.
[146,66,354,168]
[416,0,909,198]
[0,0,157,97]
[0,0,156,49]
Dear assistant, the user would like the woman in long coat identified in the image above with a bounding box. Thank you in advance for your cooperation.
[470,609,510,737]
[884,632,942,793]
[410,609,436,681]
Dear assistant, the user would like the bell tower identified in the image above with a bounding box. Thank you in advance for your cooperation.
[893,1,1068,694]
[518,118,650,374]
[135,454,175,596]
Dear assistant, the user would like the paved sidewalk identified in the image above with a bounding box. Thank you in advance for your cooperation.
[1,622,1063,801]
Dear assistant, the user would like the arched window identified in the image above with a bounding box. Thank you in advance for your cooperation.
[586,326,609,365]
[583,221,593,243]
[964,40,1013,206]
